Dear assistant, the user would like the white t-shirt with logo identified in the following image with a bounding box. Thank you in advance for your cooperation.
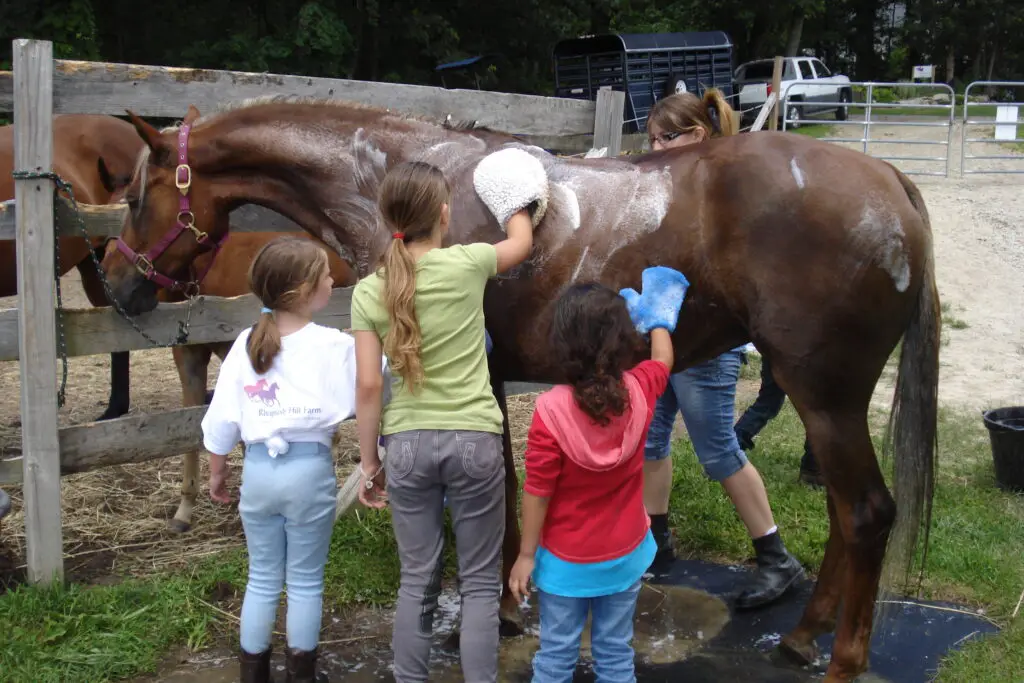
[202,322,382,457]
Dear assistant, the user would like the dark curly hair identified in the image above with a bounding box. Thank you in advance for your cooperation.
[550,283,645,426]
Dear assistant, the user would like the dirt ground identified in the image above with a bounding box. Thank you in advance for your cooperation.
[0,115,1022,589]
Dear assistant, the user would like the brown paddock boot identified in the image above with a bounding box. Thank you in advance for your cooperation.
[240,648,273,683]
[286,647,328,683]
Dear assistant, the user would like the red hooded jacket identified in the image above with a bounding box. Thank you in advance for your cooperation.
[523,360,670,563]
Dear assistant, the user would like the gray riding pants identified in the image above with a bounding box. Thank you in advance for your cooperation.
[385,429,506,683]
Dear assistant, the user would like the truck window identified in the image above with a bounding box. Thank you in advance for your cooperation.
[812,59,831,77]
[739,62,775,80]
[797,60,813,79]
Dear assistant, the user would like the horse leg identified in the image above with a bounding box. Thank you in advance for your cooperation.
[779,493,847,666]
[168,344,214,534]
[77,252,131,421]
[493,380,525,636]
[783,407,895,682]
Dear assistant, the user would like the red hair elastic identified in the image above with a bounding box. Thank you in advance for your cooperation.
[392,232,405,240]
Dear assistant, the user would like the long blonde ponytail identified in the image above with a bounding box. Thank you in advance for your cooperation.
[377,161,452,391]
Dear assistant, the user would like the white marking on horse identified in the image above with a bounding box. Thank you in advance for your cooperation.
[790,157,806,189]
[854,201,910,292]
[550,183,581,232]
[570,245,590,282]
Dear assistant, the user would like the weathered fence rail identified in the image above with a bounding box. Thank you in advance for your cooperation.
[1,39,599,584]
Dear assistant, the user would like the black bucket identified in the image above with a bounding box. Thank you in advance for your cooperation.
[982,407,1024,492]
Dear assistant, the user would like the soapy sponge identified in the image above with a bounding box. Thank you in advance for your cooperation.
[473,147,550,229]
[619,266,690,334]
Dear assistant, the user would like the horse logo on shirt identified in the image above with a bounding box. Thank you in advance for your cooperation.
[243,379,281,407]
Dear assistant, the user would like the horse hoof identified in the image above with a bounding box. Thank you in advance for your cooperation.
[168,518,192,534]
[778,634,819,667]
[499,613,525,637]
[96,405,129,421]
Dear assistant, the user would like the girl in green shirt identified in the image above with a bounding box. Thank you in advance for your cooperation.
[351,155,543,682]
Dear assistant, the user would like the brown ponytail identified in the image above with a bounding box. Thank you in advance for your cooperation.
[647,87,739,140]
[701,88,740,137]
[246,237,329,374]
[376,161,451,391]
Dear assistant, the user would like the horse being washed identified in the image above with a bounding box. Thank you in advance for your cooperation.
[99,99,939,682]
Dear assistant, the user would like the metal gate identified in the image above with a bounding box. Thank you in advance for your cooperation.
[961,81,1024,175]
[781,81,956,177]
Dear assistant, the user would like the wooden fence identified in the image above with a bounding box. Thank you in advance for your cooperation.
[1,38,627,585]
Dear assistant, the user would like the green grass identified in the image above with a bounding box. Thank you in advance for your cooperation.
[788,123,836,139]
[847,104,1000,118]
[0,513,406,683]
[663,391,1024,682]
[3,393,1021,681]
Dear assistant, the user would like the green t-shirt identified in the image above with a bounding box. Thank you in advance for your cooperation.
[350,243,503,435]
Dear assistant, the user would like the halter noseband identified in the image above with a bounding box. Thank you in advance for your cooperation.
[114,124,227,294]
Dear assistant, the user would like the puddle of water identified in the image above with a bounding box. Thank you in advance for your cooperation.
[148,583,731,682]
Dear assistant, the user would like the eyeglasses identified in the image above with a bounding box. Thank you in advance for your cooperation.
[648,131,682,147]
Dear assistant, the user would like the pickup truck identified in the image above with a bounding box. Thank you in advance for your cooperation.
[735,56,852,128]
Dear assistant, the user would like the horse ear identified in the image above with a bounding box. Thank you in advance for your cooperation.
[184,105,201,125]
[126,110,161,150]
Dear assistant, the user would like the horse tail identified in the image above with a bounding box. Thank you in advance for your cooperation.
[881,165,941,595]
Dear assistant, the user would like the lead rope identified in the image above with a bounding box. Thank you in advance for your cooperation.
[10,170,199,406]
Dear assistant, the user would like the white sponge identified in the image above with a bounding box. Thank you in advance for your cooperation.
[472,147,549,230]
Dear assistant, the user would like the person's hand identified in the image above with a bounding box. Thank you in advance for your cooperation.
[357,462,388,509]
[209,463,231,504]
[509,553,536,604]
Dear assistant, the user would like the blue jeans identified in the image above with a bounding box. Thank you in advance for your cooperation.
[238,442,336,653]
[533,580,641,683]
[644,350,748,481]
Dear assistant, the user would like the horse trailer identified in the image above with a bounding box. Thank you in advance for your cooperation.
[553,32,736,134]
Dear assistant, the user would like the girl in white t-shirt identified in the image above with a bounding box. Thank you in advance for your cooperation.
[202,236,360,683]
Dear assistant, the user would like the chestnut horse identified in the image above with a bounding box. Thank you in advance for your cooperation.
[97,161,354,532]
[1,114,143,420]
[99,99,939,682]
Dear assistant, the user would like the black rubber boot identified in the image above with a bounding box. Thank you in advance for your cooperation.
[798,443,825,489]
[286,647,328,683]
[647,515,676,575]
[734,531,805,610]
[239,647,273,683]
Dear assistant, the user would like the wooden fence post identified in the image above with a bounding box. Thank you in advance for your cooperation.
[13,38,64,585]
[768,56,784,131]
[593,86,625,157]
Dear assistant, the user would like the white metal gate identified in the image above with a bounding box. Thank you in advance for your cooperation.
[961,81,1024,175]
[781,81,956,177]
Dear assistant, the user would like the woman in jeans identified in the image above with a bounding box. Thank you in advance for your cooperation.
[352,154,544,682]
[642,90,805,610]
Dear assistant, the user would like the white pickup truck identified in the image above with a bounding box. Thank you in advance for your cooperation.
[735,56,852,128]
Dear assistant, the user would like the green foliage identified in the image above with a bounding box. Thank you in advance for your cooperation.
[2,0,1024,97]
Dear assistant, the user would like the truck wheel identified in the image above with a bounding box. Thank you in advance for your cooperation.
[663,75,687,99]
[836,89,851,121]
[784,100,802,129]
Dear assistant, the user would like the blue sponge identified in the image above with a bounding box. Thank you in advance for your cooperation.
[619,266,690,334]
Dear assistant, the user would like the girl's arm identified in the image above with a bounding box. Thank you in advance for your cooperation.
[493,208,534,274]
[649,328,674,369]
[518,492,550,558]
[508,408,561,602]
[354,330,387,506]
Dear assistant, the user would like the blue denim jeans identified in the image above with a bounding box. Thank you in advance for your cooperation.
[532,580,641,683]
[238,441,336,653]
[643,350,748,482]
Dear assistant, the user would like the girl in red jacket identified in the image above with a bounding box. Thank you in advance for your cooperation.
[509,268,688,682]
